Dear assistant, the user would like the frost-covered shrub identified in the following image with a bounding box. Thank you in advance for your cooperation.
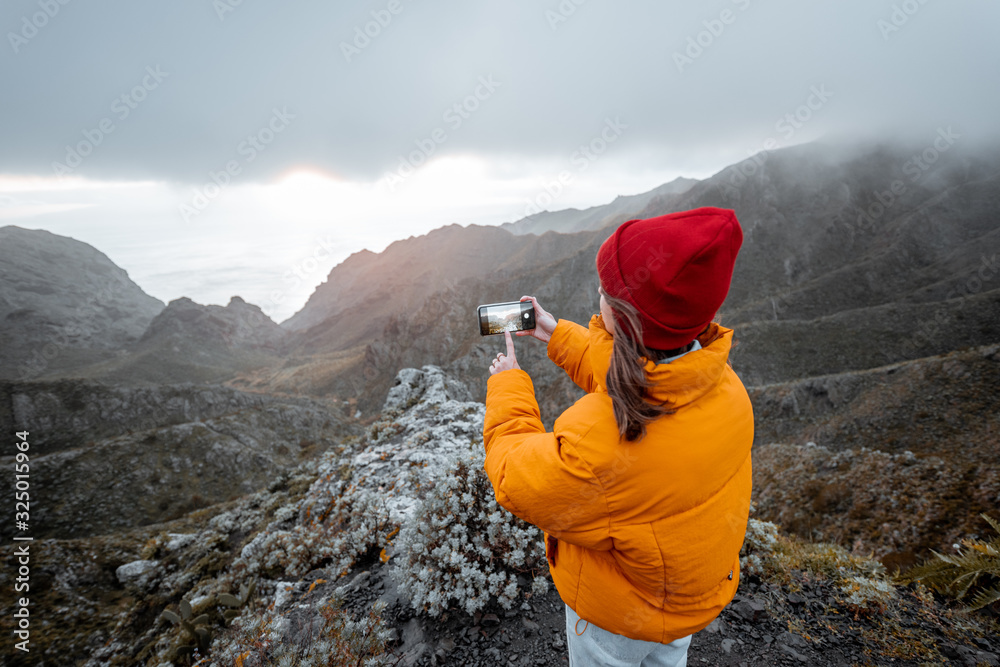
[232,481,398,579]
[840,575,898,616]
[393,449,549,616]
[227,366,489,583]
[740,518,780,576]
[744,518,780,552]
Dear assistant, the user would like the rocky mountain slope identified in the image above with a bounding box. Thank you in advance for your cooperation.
[279,223,601,346]
[1,379,304,453]
[66,296,289,385]
[257,139,1000,419]
[748,343,999,459]
[2,366,994,666]
[676,142,1000,323]
[0,225,165,380]
[140,296,284,350]
[499,176,698,235]
[747,340,1000,570]
[0,379,356,541]
[728,285,1000,386]
[0,228,287,387]
[8,141,998,412]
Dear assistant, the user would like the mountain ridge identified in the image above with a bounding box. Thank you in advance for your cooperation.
[0,224,165,380]
[497,176,699,236]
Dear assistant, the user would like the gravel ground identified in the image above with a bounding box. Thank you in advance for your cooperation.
[315,561,999,667]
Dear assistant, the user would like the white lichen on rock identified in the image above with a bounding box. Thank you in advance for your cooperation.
[115,559,161,591]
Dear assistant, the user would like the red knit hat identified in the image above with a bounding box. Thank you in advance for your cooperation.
[596,207,743,349]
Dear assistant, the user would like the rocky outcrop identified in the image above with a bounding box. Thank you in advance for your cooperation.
[342,365,483,523]
[0,225,164,380]
[235,365,490,579]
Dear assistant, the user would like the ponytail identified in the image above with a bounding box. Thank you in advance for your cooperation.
[602,292,692,442]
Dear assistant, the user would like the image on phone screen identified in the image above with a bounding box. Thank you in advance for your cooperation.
[478,301,536,336]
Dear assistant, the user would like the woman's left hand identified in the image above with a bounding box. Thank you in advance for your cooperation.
[489,331,520,375]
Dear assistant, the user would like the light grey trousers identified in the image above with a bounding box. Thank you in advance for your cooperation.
[565,604,691,667]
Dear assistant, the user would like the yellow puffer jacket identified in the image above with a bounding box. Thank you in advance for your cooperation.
[483,313,753,643]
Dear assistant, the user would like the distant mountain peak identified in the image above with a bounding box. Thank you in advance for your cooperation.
[142,296,283,349]
[0,225,164,379]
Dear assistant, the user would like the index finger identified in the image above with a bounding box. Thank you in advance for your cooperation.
[504,330,516,358]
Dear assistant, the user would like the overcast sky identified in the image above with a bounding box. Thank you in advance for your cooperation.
[2,0,998,321]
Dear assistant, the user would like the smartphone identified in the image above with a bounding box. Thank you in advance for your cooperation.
[478,300,536,336]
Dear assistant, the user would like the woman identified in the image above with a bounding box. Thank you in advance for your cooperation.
[483,207,754,666]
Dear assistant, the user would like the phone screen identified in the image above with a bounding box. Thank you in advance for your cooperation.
[478,300,536,336]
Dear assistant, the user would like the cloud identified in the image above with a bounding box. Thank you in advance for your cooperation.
[0,198,94,219]
[2,0,997,184]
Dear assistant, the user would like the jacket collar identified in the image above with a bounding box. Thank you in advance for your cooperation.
[587,314,733,409]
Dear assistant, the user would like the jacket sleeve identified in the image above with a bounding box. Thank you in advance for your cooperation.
[546,317,598,394]
[483,368,611,550]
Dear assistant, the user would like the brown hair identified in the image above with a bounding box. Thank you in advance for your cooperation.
[601,290,694,442]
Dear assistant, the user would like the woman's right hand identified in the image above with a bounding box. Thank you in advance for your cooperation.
[515,295,557,343]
